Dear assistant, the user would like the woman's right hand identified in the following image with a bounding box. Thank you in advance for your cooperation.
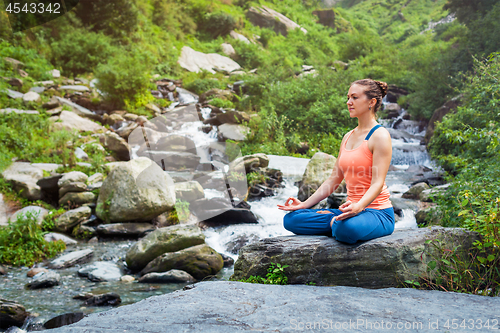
[277,197,306,211]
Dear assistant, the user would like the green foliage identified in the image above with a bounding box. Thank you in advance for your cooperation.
[0,211,66,266]
[95,50,154,109]
[246,172,267,187]
[175,199,190,222]
[42,208,66,231]
[238,262,289,285]
[209,97,234,109]
[200,12,236,38]
[183,75,226,95]
[51,29,116,75]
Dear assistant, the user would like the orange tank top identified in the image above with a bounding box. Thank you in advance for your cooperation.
[338,125,392,210]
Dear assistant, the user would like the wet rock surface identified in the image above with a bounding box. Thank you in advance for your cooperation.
[43,281,500,333]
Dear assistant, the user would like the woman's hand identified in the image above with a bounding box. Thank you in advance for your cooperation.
[335,200,364,221]
[277,197,306,211]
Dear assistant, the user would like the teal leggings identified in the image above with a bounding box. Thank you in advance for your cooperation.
[283,208,395,244]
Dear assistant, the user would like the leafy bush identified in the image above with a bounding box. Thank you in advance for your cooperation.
[237,262,289,285]
[200,12,236,38]
[51,29,116,75]
[0,40,53,80]
[0,211,66,266]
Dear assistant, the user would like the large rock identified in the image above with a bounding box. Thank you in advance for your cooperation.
[204,110,250,126]
[126,224,205,271]
[0,194,7,226]
[402,182,430,199]
[59,182,87,198]
[54,97,98,120]
[41,281,500,333]
[138,269,196,283]
[58,172,88,188]
[246,6,307,36]
[297,152,336,201]
[140,244,224,280]
[25,271,60,289]
[230,153,269,173]
[96,157,175,223]
[178,46,241,74]
[174,181,204,202]
[101,131,130,161]
[198,208,259,227]
[1,162,44,200]
[217,123,250,141]
[55,206,91,232]
[231,227,480,288]
[51,111,104,133]
[22,91,41,103]
[10,206,48,225]
[78,262,123,282]
[415,206,442,226]
[230,30,251,44]
[155,135,196,153]
[425,95,462,145]
[44,233,78,245]
[49,249,94,269]
[199,88,234,104]
[96,223,155,238]
[58,192,96,207]
[138,151,201,171]
[419,183,451,202]
[0,299,29,329]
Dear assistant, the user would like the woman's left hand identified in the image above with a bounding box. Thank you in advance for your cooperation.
[335,201,364,221]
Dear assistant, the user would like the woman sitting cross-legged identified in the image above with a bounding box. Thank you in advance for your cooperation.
[277,79,395,244]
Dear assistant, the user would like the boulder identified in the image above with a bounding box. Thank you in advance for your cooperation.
[22,91,41,103]
[55,206,91,232]
[231,227,479,288]
[419,183,451,202]
[229,30,251,44]
[230,153,269,173]
[58,171,88,188]
[0,108,38,114]
[178,46,241,74]
[101,131,130,161]
[59,182,87,198]
[138,269,196,283]
[78,261,123,282]
[10,206,48,225]
[43,312,85,330]
[82,293,121,307]
[402,182,430,199]
[5,89,24,99]
[59,85,90,92]
[37,174,63,195]
[221,43,236,58]
[425,95,462,145]
[1,162,44,200]
[140,244,224,280]
[44,232,78,245]
[42,281,500,333]
[0,194,7,227]
[415,206,442,226]
[204,110,250,126]
[246,6,307,36]
[87,173,103,185]
[58,191,96,207]
[51,111,104,133]
[96,157,176,222]
[138,151,201,171]
[199,88,234,104]
[217,123,250,141]
[27,267,48,277]
[383,103,401,118]
[49,248,94,269]
[0,299,29,329]
[115,122,138,140]
[386,84,409,103]
[0,265,6,275]
[54,97,97,120]
[155,134,196,153]
[96,223,155,238]
[25,271,60,289]
[125,224,205,271]
[174,181,204,202]
[199,208,259,227]
[297,152,336,201]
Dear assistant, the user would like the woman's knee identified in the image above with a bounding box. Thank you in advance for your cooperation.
[333,221,360,244]
[283,211,300,232]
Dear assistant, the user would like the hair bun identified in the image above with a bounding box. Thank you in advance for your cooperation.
[374,80,388,98]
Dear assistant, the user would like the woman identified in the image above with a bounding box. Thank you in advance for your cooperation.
[277,79,395,244]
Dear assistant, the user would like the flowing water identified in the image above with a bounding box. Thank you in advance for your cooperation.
[1,104,433,331]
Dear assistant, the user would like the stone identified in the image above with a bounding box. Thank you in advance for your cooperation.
[78,261,123,282]
[49,69,61,78]
[54,97,97,119]
[82,293,121,306]
[0,265,6,275]
[58,172,88,187]
[200,88,234,104]
[312,9,336,28]
[30,86,44,93]
[74,147,89,160]
[49,249,94,269]
[230,153,269,173]
[137,151,201,171]
[27,267,48,277]
[26,271,61,289]
[297,152,336,201]
[44,232,78,245]
[42,96,61,109]
[87,173,103,185]
[96,223,155,238]
[0,194,7,227]
[220,253,235,267]
[383,103,402,118]
[51,111,104,133]
[102,113,124,126]
[0,299,29,329]
[126,224,205,271]
[120,275,135,282]
[10,206,48,225]
[1,162,43,200]
[0,108,38,114]
[204,110,250,126]
[419,183,451,202]
[140,244,224,280]
[415,206,442,226]
[55,206,91,232]
[229,30,251,44]
[42,280,500,333]
[178,46,241,74]
[4,326,26,333]
[96,157,175,223]
[101,131,130,161]
[59,182,87,198]
[59,85,90,92]
[221,43,236,57]
[425,95,462,145]
[22,91,41,103]
[198,208,259,227]
[5,88,24,99]
[4,57,24,69]
[43,312,85,330]
[37,174,63,194]
[402,182,430,199]
[58,192,96,208]
[232,227,479,288]
[138,269,196,283]
[155,134,196,153]
[115,122,138,140]
[246,6,307,36]
[174,181,204,202]
[217,123,250,141]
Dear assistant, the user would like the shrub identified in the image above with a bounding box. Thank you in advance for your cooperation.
[0,211,66,266]
[236,262,289,285]
[200,12,236,38]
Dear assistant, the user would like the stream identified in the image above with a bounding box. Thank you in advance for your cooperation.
[0,102,436,331]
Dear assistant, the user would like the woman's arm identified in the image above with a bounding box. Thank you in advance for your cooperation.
[335,128,392,220]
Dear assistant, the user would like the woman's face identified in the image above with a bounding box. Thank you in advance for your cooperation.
[347,84,374,118]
